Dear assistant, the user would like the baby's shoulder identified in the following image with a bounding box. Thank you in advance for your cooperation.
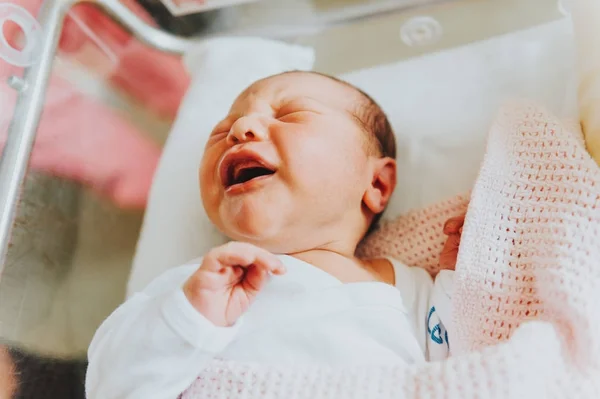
[385,257,435,310]
[386,257,433,284]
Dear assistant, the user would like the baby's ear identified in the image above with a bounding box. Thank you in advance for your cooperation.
[363,157,397,214]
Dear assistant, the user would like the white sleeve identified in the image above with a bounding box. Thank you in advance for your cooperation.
[86,260,243,399]
[426,270,454,361]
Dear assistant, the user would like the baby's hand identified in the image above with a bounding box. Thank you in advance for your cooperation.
[439,215,465,271]
[183,242,286,327]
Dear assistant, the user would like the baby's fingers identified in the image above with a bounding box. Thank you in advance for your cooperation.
[203,242,286,274]
[241,264,272,296]
[443,215,466,235]
[439,234,461,270]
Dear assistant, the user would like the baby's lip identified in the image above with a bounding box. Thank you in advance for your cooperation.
[218,147,278,189]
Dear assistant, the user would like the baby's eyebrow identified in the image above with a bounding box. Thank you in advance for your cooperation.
[279,96,325,109]
[298,96,324,105]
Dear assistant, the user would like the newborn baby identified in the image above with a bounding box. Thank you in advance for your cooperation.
[86,71,456,399]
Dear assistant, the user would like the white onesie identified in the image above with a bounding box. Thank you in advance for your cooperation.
[86,255,454,399]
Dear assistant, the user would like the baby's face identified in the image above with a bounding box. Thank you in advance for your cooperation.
[199,73,376,252]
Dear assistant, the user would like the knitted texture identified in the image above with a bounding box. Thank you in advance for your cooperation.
[182,102,600,398]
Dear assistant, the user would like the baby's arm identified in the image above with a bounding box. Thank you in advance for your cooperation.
[425,214,463,360]
[86,242,285,399]
[85,263,236,399]
[426,270,454,361]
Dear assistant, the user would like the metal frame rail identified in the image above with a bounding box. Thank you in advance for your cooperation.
[0,0,432,272]
[0,0,194,270]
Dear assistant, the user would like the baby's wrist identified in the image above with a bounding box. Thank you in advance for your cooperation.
[182,279,230,327]
[161,289,243,351]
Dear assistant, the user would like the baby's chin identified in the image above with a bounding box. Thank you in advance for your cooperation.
[218,204,286,248]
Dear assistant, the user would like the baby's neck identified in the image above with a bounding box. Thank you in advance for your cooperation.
[289,249,394,285]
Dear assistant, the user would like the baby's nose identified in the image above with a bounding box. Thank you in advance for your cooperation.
[229,130,255,144]
[227,116,268,144]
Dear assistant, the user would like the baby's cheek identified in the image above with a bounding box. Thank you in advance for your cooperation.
[199,156,222,205]
[284,130,364,187]
[198,167,212,197]
[336,143,370,179]
[199,149,219,181]
[315,152,366,199]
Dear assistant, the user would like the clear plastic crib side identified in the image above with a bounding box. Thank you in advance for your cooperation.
[0,0,194,272]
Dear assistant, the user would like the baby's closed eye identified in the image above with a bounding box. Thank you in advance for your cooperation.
[207,132,228,144]
[208,120,232,140]
[276,101,322,122]
[277,111,315,123]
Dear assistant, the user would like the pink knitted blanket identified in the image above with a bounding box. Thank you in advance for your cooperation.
[182,102,600,398]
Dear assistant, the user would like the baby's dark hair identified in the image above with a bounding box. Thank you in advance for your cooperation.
[283,71,396,233]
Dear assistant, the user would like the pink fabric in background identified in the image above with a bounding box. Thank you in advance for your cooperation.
[0,0,190,208]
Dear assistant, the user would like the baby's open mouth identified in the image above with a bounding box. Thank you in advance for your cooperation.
[220,151,277,189]
[228,162,275,187]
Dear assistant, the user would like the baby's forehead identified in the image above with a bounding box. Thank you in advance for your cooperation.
[235,72,358,110]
